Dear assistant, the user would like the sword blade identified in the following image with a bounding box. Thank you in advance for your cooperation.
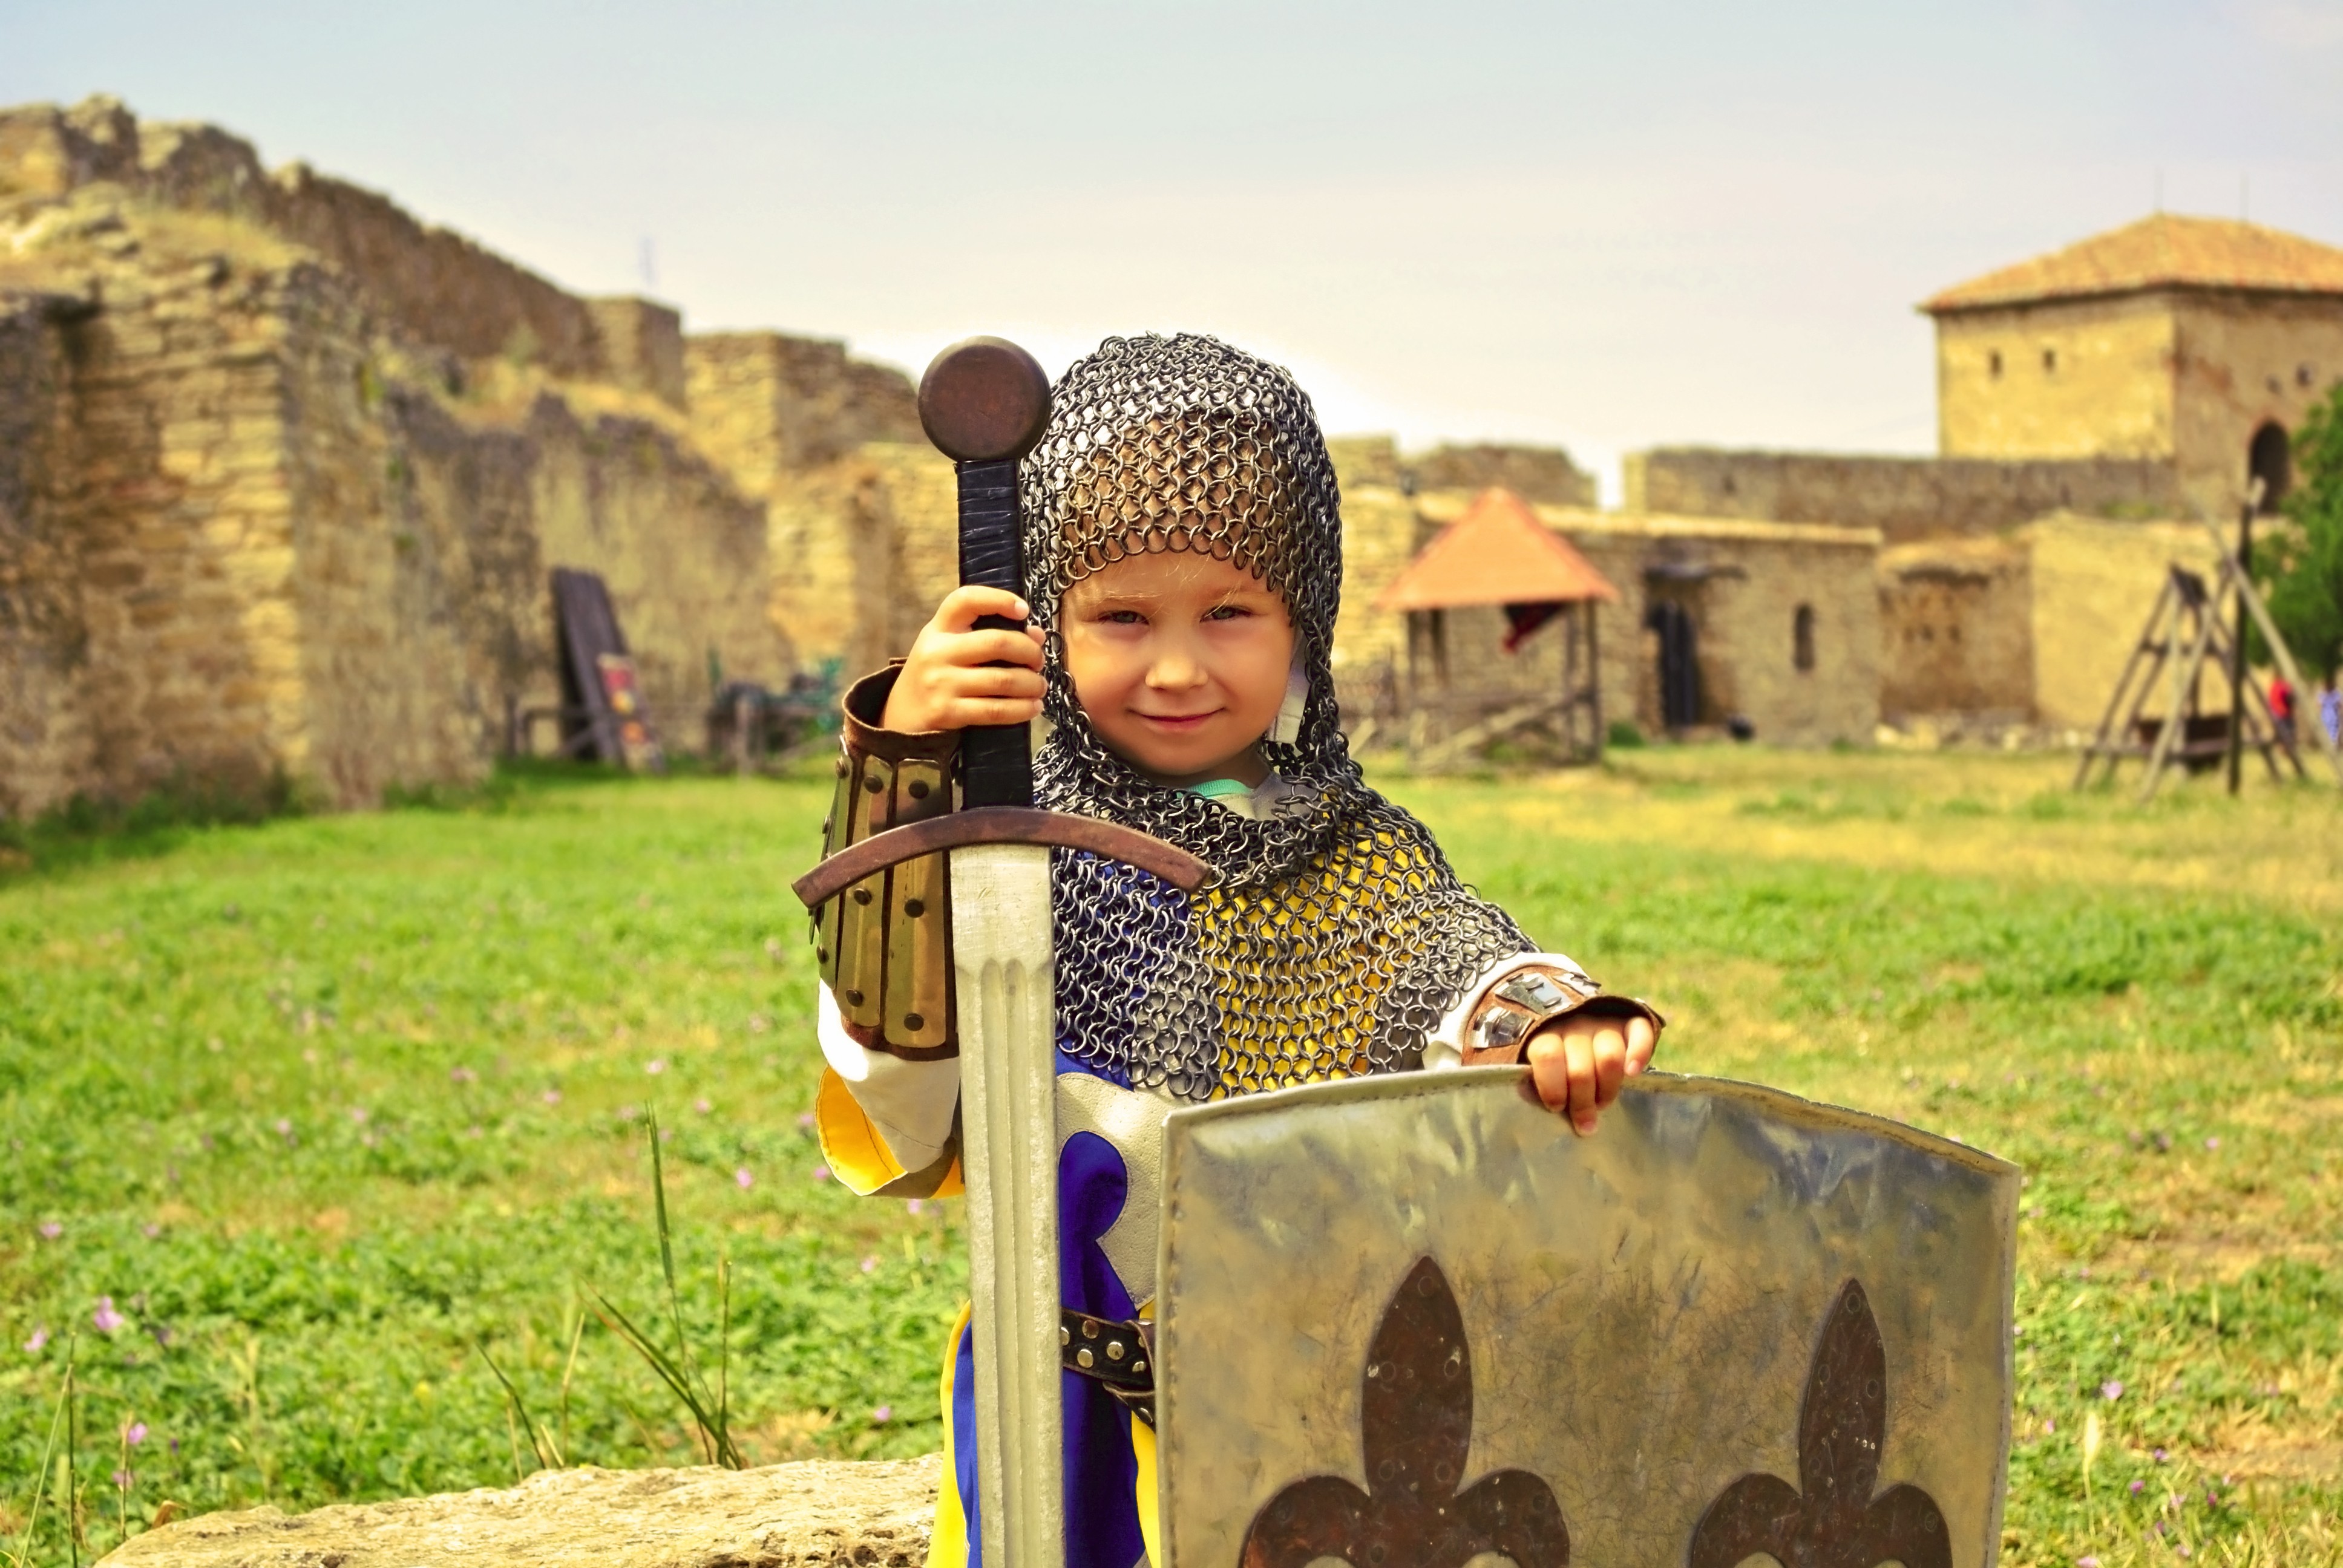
[917,336,1062,1568]
[951,841,1062,1568]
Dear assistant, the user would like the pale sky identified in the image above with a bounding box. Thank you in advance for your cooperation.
[7,1,2341,501]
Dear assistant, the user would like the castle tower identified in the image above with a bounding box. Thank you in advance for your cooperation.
[1923,214,2343,513]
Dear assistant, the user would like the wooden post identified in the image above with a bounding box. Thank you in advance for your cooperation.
[2227,491,2255,796]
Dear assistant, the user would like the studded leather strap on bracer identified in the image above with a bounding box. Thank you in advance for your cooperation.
[813,665,958,1059]
[1458,965,1668,1068]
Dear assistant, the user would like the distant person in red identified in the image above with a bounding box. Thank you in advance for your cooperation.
[2268,673,2296,746]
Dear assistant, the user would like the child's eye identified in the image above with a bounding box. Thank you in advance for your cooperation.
[1204,604,1254,622]
[1099,609,1145,626]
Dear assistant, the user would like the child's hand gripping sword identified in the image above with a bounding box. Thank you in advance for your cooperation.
[791,337,1208,1568]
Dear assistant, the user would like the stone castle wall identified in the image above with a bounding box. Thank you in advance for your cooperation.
[1623,446,2180,544]
[1876,538,2034,721]
[0,100,806,816]
[1869,515,2226,733]
[0,293,91,814]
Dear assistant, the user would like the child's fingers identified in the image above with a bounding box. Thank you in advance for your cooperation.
[942,627,1046,671]
[935,585,1031,635]
[1563,1032,1601,1135]
[939,664,1046,701]
[1526,1027,1597,1134]
[945,695,1044,728]
[1623,1016,1658,1077]
[1589,1022,1628,1109]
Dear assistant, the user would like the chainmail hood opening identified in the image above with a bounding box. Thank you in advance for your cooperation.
[1023,334,1530,1099]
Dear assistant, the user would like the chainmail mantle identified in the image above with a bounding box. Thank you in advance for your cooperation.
[1022,334,1530,1100]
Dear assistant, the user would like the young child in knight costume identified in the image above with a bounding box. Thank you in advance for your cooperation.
[810,335,1663,1568]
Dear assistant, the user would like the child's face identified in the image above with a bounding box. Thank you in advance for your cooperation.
[1059,547,1297,787]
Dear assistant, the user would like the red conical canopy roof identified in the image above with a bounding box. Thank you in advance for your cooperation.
[1374,487,1619,611]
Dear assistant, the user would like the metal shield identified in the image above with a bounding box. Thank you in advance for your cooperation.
[1155,1070,2019,1568]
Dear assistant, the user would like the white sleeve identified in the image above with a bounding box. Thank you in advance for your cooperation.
[1423,951,1596,1071]
[817,984,962,1171]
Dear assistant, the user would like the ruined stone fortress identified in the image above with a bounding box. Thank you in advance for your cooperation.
[4,95,2340,818]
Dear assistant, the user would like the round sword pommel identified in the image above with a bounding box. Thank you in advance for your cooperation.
[918,336,1052,463]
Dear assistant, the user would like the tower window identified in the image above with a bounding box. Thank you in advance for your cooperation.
[1987,350,2003,378]
[1793,604,1817,672]
[2301,364,2316,388]
[2042,347,2057,373]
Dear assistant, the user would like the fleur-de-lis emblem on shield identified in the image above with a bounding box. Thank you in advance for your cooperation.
[1241,1256,1570,1568]
[1688,1278,1950,1568]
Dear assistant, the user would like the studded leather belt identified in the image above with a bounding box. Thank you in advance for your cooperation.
[1062,1308,1155,1425]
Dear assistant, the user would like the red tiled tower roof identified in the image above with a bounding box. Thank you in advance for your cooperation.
[1922,214,2343,314]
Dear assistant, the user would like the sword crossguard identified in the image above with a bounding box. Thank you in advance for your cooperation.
[791,806,1211,912]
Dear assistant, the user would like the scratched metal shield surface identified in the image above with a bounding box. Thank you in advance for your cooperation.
[1155,1070,2018,1568]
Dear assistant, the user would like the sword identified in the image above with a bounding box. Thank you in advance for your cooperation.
[792,338,1207,1568]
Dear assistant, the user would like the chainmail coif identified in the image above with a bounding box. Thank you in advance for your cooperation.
[1022,333,1530,1100]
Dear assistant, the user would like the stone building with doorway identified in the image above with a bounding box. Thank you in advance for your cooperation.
[1329,480,1881,751]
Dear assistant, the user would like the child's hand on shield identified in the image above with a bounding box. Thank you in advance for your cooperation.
[882,586,1049,733]
[1526,1011,1659,1137]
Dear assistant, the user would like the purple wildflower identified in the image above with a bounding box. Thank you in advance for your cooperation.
[37,1221,61,1240]
[349,1106,369,1124]
[2044,1418,2056,1434]
[646,1058,667,1075]
[860,1255,877,1274]
[2154,1448,2167,1462]
[735,1168,753,1189]
[24,1326,48,1353]
[797,1111,815,1129]
[906,1198,925,1216]
[93,1296,125,1333]
[125,1422,148,1446]
[2103,1380,2124,1400]
[2204,1136,2220,1150]
[873,1405,893,1423]
[2077,1557,2100,1567]
[2130,1479,2143,1495]
[2177,1547,2191,1559]
[142,1224,160,1240]
[813,1165,831,1183]
[113,1469,133,1489]
[450,1066,476,1084]
[694,1098,712,1115]
[542,1089,562,1105]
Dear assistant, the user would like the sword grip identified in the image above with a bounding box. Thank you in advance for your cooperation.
[957,456,1033,810]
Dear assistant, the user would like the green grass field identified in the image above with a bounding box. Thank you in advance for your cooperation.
[2,752,2338,1567]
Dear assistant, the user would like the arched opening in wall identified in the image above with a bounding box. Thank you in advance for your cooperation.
[1988,350,2003,379]
[2249,422,2290,513]
[1793,604,1816,673]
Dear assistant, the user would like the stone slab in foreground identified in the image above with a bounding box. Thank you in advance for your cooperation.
[99,1456,940,1568]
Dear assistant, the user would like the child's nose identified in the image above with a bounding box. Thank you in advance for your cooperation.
[1146,646,1205,689]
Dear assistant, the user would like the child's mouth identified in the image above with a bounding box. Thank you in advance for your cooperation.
[1134,710,1217,733]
